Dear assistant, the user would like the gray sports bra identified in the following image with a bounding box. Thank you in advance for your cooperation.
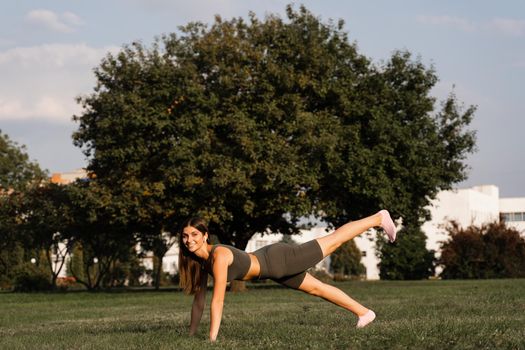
[204,244,251,282]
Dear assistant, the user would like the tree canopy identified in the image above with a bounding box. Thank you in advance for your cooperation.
[73,5,476,251]
[0,130,45,191]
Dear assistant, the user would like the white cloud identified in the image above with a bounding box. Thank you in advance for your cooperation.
[417,14,525,38]
[25,9,84,33]
[0,96,74,121]
[0,43,112,67]
[416,15,476,32]
[488,18,525,37]
[0,43,119,122]
[62,12,85,26]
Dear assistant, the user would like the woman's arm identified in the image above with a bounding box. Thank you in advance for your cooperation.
[209,249,231,342]
[189,272,208,335]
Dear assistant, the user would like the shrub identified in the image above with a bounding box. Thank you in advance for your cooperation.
[330,240,365,278]
[376,226,435,280]
[307,268,332,283]
[439,221,525,279]
[0,242,25,290]
[56,276,77,289]
[13,263,53,292]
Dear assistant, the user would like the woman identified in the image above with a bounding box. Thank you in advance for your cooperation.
[179,210,397,342]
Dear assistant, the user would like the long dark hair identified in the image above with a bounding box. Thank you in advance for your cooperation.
[178,217,210,294]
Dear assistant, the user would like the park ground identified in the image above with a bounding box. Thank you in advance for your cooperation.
[0,279,524,349]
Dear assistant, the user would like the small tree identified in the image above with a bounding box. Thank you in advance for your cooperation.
[330,240,365,278]
[0,193,21,288]
[16,183,74,288]
[0,130,45,288]
[377,226,435,280]
[66,181,137,290]
[439,221,525,279]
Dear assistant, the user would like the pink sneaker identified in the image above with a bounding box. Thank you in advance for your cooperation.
[356,310,376,328]
[379,210,396,243]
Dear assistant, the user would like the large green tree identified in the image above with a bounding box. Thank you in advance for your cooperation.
[73,5,475,283]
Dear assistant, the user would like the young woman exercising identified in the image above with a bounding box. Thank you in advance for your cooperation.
[179,210,397,342]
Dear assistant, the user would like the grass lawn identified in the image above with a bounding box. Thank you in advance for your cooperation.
[1,279,524,349]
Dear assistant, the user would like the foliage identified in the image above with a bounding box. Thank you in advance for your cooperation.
[0,193,23,289]
[0,130,46,191]
[15,183,74,288]
[330,240,365,278]
[103,247,148,288]
[0,130,46,289]
[0,242,24,290]
[439,220,525,279]
[66,242,86,282]
[72,5,476,258]
[12,263,53,292]
[377,226,435,280]
[65,181,138,290]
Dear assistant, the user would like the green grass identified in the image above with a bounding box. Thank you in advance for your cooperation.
[1,279,524,349]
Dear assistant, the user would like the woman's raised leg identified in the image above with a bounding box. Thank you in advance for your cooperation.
[316,210,396,258]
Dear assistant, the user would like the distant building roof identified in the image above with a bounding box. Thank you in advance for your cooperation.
[50,169,88,185]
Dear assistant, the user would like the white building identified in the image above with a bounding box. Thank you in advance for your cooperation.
[499,197,525,233]
[422,185,501,254]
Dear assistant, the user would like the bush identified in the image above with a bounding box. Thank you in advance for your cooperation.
[376,226,435,280]
[13,263,53,292]
[330,240,365,278]
[439,221,525,279]
[0,242,25,290]
[56,276,77,290]
[307,268,332,283]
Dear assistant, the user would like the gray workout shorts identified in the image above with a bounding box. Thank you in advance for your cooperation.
[252,240,324,289]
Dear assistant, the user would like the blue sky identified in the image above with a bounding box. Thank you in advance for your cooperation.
[1,1,524,196]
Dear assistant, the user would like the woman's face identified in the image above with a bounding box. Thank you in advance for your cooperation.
[182,225,208,253]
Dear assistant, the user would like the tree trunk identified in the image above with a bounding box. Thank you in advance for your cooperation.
[45,248,57,289]
[229,280,247,292]
[154,255,163,290]
[228,237,251,292]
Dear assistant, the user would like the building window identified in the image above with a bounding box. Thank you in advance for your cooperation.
[501,212,525,222]
[361,251,367,257]
[255,240,274,250]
